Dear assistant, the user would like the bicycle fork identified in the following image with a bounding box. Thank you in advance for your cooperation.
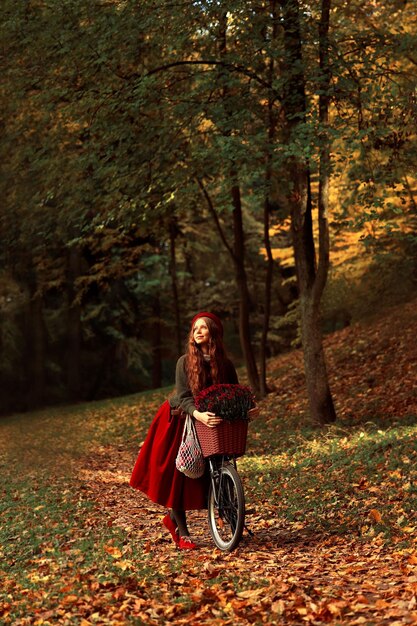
[208,457,237,508]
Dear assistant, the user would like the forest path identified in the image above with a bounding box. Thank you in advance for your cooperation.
[2,298,417,625]
[77,440,417,625]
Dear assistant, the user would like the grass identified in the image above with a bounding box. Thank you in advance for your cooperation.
[1,403,416,623]
[0,395,163,623]
[1,300,417,623]
[253,423,415,535]
[2,393,415,570]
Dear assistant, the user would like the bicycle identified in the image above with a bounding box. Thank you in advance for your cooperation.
[195,418,249,552]
[206,454,245,551]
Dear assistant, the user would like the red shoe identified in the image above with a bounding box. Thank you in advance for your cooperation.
[162,514,180,545]
[178,536,197,550]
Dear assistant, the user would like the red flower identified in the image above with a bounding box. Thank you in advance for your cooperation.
[195,384,255,421]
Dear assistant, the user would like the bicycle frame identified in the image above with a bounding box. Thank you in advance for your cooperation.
[208,456,237,504]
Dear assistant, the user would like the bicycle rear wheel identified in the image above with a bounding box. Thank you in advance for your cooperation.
[208,462,245,551]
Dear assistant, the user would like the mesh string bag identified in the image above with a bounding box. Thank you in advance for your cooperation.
[175,415,206,478]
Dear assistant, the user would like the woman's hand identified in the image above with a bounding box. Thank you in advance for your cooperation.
[248,406,260,420]
[193,410,222,428]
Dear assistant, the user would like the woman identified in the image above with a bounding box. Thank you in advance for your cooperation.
[130,311,239,550]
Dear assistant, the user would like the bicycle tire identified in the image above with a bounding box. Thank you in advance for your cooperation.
[208,462,245,551]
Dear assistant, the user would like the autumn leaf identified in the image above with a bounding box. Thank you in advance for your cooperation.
[237,588,266,600]
[271,599,285,615]
[103,545,123,559]
[114,560,134,571]
[369,509,383,523]
[2,298,417,625]
[62,595,79,605]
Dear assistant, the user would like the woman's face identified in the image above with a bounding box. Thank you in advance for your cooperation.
[193,318,210,348]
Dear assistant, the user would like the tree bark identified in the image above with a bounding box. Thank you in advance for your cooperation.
[260,1,278,397]
[280,0,336,423]
[169,218,182,356]
[260,191,274,398]
[67,245,82,401]
[317,0,332,301]
[231,180,260,393]
[197,177,260,393]
[216,11,260,393]
[151,294,162,389]
[27,288,45,410]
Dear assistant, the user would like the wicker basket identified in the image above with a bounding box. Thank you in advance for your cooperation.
[195,419,248,458]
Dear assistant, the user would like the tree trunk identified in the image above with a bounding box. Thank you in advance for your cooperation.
[260,193,274,398]
[260,2,278,398]
[231,181,260,393]
[280,0,336,423]
[169,218,182,356]
[300,295,335,422]
[216,12,260,393]
[27,289,45,410]
[317,0,332,300]
[67,246,82,401]
[197,175,260,393]
[151,294,162,388]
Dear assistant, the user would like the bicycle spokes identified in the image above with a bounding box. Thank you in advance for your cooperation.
[219,476,238,528]
[207,462,245,551]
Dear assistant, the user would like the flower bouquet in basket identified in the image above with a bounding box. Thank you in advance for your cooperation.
[195,384,256,421]
[194,384,256,457]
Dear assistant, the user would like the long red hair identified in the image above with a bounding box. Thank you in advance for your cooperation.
[186,317,227,395]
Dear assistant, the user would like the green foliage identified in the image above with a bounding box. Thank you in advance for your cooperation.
[1,0,416,411]
[322,248,416,328]
[1,311,416,623]
[243,421,417,540]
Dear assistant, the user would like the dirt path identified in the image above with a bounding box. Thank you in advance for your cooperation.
[3,299,417,625]
[78,445,417,625]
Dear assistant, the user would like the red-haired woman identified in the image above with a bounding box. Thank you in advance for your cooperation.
[130,312,238,550]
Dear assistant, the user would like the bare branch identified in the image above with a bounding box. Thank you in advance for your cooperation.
[132,59,278,97]
[195,178,235,261]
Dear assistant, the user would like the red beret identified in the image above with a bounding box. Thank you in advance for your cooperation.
[191,312,223,336]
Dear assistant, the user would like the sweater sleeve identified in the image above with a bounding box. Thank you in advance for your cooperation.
[173,355,198,416]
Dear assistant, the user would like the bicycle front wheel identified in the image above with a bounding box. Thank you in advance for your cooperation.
[208,462,245,551]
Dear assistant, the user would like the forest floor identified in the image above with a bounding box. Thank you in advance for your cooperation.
[1,298,417,625]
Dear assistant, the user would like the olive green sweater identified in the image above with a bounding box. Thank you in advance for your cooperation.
[169,354,238,416]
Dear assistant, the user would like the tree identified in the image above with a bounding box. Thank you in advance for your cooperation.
[277,0,336,423]
[131,1,337,416]
[1,0,415,416]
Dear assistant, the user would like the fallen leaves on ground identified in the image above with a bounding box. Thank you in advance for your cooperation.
[1,298,417,624]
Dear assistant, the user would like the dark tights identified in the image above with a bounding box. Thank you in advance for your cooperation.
[170,509,189,537]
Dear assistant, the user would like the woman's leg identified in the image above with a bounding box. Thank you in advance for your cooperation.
[168,509,197,549]
[170,509,189,537]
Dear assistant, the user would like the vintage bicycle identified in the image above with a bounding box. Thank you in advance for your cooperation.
[195,416,250,551]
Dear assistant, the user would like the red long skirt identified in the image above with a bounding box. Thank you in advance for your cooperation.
[129,400,209,510]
